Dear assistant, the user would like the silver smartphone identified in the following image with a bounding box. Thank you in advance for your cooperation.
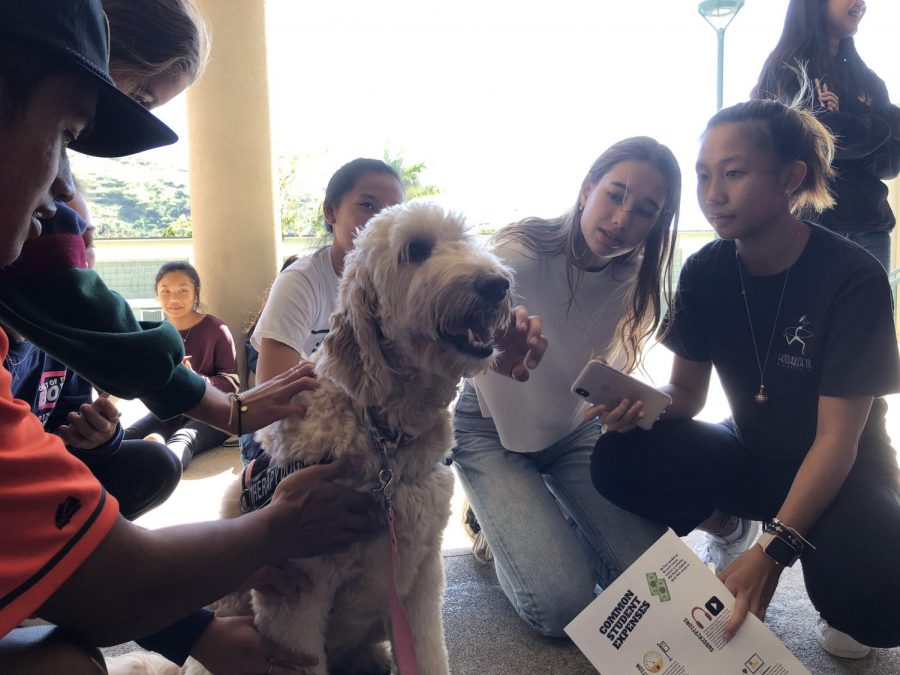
[571,361,672,430]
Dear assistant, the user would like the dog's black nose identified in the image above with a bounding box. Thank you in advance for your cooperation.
[475,275,510,303]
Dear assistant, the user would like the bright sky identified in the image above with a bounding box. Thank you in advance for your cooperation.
[129,0,900,233]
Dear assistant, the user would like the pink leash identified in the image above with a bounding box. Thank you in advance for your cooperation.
[385,502,419,675]
[372,426,419,675]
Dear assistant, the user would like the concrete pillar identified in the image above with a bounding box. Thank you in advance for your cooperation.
[186,0,279,372]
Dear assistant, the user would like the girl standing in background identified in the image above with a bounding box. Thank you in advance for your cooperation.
[754,0,900,270]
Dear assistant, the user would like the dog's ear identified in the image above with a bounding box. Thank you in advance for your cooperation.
[318,258,392,405]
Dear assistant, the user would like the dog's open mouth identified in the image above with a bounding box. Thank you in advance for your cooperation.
[439,315,496,358]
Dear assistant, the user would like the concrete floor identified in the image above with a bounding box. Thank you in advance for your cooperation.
[114,441,900,674]
[111,346,900,673]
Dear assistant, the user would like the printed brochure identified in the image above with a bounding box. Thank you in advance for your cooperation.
[565,530,810,675]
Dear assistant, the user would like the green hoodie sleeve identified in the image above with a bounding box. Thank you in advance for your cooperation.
[0,268,206,419]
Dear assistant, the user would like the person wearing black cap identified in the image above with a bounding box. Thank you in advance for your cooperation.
[0,0,333,475]
[0,3,382,673]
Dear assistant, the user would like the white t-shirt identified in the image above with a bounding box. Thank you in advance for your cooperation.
[251,246,339,359]
[471,238,637,453]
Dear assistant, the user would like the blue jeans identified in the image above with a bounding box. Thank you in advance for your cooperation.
[239,432,263,466]
[836,230,891,271]
[451,383,665,637]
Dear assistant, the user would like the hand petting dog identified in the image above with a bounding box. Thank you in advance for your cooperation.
[266,460,383,561]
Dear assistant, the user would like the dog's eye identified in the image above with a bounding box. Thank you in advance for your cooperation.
[405,239,433,264]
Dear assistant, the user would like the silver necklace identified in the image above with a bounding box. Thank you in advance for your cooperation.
[180,318,200,344]
[3,337,30,367]
[735,226,801,404]
[4,352,27,368]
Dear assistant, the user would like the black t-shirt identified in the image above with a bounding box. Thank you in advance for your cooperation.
[664,225,900,462]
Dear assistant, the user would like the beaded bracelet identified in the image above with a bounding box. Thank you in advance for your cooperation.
[773,517,816,549]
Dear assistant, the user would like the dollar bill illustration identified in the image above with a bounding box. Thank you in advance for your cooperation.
[646,572,671,602]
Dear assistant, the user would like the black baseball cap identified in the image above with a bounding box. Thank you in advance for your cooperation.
[0,0,179,158]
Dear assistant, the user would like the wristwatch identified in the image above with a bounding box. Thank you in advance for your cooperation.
[757,532,800,567]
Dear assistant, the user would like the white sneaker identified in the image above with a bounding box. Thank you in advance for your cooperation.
[698,517,761,574]
[462,500,493,565]
[815,618,872,659]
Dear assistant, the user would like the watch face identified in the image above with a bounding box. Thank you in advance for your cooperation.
[763,534,799,567]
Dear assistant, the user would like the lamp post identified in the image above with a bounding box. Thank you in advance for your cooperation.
[698,0,745,110]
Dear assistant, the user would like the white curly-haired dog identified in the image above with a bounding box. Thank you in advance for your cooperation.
[200,202,513,675]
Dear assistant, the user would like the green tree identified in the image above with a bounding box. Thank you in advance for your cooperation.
[76,156,192,238]
[161,214,193,238]
[278,156,324,238]
[382,150,439,200]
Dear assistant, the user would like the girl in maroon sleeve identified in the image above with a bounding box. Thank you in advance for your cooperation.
[124,261,239,468]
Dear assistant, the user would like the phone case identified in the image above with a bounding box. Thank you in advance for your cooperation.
[571,361,672,430]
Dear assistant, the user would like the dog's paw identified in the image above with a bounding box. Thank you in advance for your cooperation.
[330,641,392,675]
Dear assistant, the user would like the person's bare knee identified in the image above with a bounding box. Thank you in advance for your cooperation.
[0,626,107,675]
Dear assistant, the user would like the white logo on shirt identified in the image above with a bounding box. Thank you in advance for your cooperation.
[777,314,814,372]
[784,315,813,355]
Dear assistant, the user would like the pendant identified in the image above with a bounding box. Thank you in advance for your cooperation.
[755,385,768,404]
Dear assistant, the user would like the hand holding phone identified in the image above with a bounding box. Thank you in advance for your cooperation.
[571,361,671,431]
